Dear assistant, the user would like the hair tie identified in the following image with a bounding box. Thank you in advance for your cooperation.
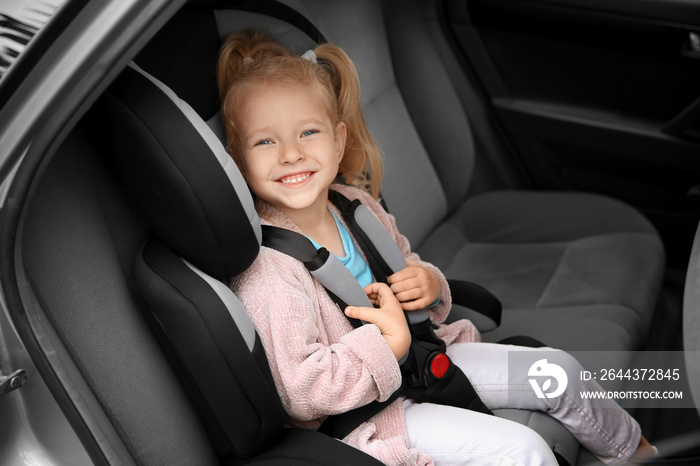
[301,49,317,64]
[242,57,253,65]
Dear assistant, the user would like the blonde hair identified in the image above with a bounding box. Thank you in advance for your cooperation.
[217,30,383,199]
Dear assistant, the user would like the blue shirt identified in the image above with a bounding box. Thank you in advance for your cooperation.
[307,208,374,288]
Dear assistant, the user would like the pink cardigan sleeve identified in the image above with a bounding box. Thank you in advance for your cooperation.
[233,251,403,423]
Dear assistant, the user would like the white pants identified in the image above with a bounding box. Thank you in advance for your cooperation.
[403,343,642,465]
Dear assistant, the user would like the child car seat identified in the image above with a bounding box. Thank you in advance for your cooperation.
[89,63,384,465]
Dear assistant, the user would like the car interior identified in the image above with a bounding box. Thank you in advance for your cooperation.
[11,0,700,464]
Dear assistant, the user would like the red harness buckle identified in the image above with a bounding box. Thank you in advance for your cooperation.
[429,352,450,379]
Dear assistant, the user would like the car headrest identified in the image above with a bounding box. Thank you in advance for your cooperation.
[91,64,261,282]
[134,1,323,123]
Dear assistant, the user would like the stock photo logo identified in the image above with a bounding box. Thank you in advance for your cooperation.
[528,359,568,399]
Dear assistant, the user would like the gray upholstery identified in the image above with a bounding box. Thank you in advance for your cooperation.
[215,10,315,54]
[422,191,664,349]
[22,131,219,466]
[683,222,700,419]
[288,0,665,351]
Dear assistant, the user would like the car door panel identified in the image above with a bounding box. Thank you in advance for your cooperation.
[444,0,700,265]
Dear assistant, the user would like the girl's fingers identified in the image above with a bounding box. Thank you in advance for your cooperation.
[344,305,374,323]
[363,282,397,305]
[393,288,422,303]
[387,267,419,285]
[400,298,430,311]
[344,298,400,326]
[389,278,417,294]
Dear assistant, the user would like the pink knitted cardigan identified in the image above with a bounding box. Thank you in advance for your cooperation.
[231,184,480,465]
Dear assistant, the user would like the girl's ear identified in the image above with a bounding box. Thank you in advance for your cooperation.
[334,121,347,162]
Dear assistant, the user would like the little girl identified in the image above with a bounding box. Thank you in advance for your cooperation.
[218,30,655,465]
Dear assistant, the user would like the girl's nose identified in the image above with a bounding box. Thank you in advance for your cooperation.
[280,142,304,164]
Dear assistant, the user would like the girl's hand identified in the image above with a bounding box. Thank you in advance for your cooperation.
[387,258,441,311]
[345,283,411,361]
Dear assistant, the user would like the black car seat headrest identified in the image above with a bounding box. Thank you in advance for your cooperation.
[89,63,288,459]
[134,0,324,123]
[97,0,329,281]
[94,63,260,282]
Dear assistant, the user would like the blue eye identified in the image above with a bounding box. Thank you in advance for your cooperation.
[302,129,318,137]
[254,139,272,146]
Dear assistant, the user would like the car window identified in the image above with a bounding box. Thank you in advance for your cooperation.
[0,0,66,80]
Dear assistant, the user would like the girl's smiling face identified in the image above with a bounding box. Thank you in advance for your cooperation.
[234,81,346,219]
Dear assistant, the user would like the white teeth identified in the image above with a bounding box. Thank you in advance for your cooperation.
[280,173,311,184]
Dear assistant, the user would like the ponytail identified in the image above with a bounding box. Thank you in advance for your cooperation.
[315,44,383,199]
